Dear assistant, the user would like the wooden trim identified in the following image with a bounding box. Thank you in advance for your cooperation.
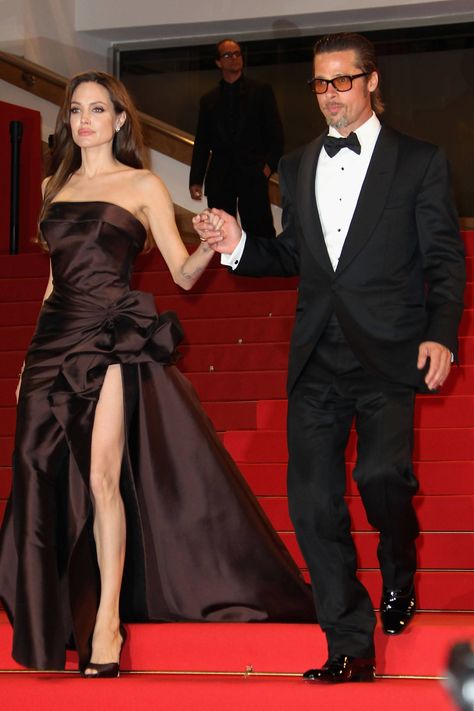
[0,51,282,206]
[0,50,66,106]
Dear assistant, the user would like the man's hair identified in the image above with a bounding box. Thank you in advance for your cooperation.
[313,33,384,115]
[215,39,241,60]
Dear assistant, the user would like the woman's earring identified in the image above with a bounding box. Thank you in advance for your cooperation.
[115,125,121,133]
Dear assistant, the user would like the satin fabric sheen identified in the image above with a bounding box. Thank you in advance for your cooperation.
[0,202,314,670]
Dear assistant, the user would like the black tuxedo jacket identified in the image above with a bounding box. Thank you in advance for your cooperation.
[235,126,466,393]
[189,76,283,193]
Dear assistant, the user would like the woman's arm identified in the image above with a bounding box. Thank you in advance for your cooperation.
[139,171,214,291]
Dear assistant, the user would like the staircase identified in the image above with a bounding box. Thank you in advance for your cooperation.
[0,233,472,707]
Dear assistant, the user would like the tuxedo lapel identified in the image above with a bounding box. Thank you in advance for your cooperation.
[296,136,334,275]
[335,126,399,276]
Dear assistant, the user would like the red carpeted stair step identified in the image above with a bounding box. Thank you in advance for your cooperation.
[463,256,473,279]
[0,290,299,326]
[239,461,474,496]
[1,609,473,680]
[159,290,298,319]
[0,316,297,351]
[180,342,290,372]
[4,363,472,404]
[448,310,471,335]
[358,571,474,611]
[134,269,300,297]
[0,326,35,352]
[1,464,472,518]
[222,427,473,463]
[0,279,46,302]
[186,365,474,399]
[0,371,289,406]
[279,530,474,570]
[1,334,473,375]
[256,395,474,429]
[259,494,474,531]
[461,336,474,363]
[0,471,11,499]
[200,400,258,430]
[0,254,49,277]
[0,675,461,711]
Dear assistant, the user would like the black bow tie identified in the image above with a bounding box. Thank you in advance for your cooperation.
[323,132,361,157]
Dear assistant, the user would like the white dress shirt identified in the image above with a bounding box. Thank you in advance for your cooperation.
[222,112,381,270]
[316,112,381,270]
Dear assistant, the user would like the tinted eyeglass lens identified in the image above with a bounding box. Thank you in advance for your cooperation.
[332,76,353,91]
[221,51,241,59]
[313,79,328,94]
[309,75,357,93]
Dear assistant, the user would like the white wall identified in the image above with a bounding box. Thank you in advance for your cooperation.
[1,0,108,76]
[76,0,474,33]
[1,0,473,78]
[0,0,25,54]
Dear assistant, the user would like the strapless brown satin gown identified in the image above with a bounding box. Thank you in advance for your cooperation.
[0,202,314,670]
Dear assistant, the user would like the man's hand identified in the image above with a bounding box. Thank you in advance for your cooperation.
[417,341,452,390]
[192,208,243,254]
[190,184,203,200]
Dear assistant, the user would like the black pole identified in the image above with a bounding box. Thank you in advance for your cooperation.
[9,120,23,255]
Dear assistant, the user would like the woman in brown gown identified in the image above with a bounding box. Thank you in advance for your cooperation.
[0,72,314,675]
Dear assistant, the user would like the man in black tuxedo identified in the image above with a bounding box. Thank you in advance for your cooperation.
[189,38,284,238]
[193,33,466,682]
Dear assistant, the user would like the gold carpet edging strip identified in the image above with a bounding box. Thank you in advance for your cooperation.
[0,666,447,681]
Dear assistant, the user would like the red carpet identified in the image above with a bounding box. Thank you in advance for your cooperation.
[0,232,472,709]
[0,675,460,711]
[0,610,469,710]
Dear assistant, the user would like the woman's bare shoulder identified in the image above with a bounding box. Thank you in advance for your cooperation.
[41,176,52,197]
[131,168,167,194]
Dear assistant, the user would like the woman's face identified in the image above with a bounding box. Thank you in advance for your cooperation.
[69,81,125,149]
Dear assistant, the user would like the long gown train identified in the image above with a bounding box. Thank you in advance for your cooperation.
[0,201,314,670]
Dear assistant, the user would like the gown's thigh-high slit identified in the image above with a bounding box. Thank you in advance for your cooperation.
[89,364,126,612]
[87,363,127,666]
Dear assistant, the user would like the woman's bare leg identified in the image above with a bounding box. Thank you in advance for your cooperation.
[85,364,126,674]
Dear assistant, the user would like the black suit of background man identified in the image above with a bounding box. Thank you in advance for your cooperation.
[194,33,466,683]
[189,38,284,238]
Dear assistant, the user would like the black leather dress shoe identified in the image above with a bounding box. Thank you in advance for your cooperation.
[381,585,416,635]
[303,655,376,683]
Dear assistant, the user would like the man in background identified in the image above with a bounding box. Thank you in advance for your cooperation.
[189,38,283,238]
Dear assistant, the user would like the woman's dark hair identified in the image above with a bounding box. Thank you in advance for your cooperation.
[38,71,153,249]
[313,33,385,115]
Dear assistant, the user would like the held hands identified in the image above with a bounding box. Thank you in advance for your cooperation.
[417,341,452,390]
[192,208,242,254]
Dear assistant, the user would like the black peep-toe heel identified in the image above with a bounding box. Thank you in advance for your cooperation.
[81,625,127,679]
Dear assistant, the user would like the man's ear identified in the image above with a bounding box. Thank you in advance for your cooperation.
[368,71,379,93]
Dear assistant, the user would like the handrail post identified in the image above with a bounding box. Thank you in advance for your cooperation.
[9,120,23,255]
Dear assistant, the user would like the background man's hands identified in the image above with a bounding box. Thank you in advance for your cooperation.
[190,184,203,200]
